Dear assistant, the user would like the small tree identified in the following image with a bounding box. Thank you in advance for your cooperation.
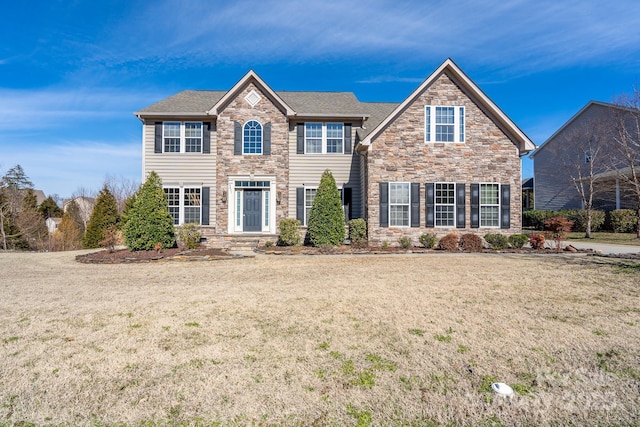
[83,186,119,249]
[123,171,175,251]
[56,209,82,251]
[544,216,574,252]
[65,199,86,236]
[38,196,63,219]
[15,189,48,250]
[307,170,345,247]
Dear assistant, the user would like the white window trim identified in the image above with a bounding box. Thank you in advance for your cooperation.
[303,187,317,226]
[424,106,465,143]
[434,182,456,228]
[304,122,344,154]
[164,186,202,225]
[479,182,500,228]
[243,120,263,155]
[389,182,411,228]
[162,121,203,153]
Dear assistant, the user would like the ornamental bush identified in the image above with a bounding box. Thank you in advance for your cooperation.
[609,209,638,233]
[348,218,367,247]
[277,218,301,246]
[528,233,546,250]
[508,233,529,249]
[437,232,459,252]
[122,171,175,251]
[566,209,605,232]
[398,236,412,249]
[419,232,438,249]
[459,233,483,252]
[176,223,202,249]
[307,170,345,247]
[83,186,119,249]
[484,233,508,250]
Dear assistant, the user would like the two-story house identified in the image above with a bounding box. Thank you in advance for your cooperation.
[135,59,535,247]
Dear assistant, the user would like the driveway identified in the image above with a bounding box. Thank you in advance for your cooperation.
[565,241,640,254]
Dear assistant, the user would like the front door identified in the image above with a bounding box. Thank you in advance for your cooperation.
[243,190,262,232]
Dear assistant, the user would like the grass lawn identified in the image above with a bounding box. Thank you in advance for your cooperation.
[1,250,639,426]
[566,232,640,246]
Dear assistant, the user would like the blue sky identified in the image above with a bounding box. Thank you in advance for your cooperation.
[1,0,639,199]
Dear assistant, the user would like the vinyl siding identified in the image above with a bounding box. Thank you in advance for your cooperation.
[142,121,217,227]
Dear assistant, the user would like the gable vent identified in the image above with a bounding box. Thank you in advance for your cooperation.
[245,89,261,107]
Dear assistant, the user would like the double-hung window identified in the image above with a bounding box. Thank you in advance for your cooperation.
[304,188,317,226]
[480,183,500,227]
[164,187,201,225]
[389,183,410,227]
[243,120,263,154]
[435,183,456,227]
[425,106,465,143]
[163,122,202,153]
[305,123,343,154]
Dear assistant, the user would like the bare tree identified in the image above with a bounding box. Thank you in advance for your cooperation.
[104,174,140,214]
[612,88,640,238]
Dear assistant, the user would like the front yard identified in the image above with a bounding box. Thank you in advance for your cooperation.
[0,251,639,426]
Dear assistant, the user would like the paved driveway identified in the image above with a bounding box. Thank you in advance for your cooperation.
[565,241,640,254]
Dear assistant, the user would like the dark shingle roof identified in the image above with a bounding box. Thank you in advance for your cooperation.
[359,102,399,138]
[137,90,226,114]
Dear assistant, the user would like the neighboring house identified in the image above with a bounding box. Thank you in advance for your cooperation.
[135,58,535,247]
[45,217,62,234]
[63,196,95,229]
[531,101,639,212]
[522,177,534,211]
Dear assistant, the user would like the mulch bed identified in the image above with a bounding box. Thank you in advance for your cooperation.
[76,247,234,264]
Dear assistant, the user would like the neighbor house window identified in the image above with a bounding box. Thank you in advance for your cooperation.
[584,151,592,164]
[243,120,263,154]
[389,183,410,227]
[425,106,465,143]
[163,122,202,153]
[435,183,456,227]
[305,123,343,154]
[480,183,500,227]
[164,187,201,225]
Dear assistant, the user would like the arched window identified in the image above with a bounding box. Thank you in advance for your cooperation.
[243,120,262,154]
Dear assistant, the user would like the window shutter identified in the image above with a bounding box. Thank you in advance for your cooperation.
[501,184,511,229]
[343,187,352,220]
[263,122,271,155]
[456,183,466,228]
[201,187,210,225]
[344,123,352,154]
[234,121,242,155]
[411,183,420,227]
[425,183,434,228]
[296,187,304,223]
[203,122,211,154]
[470,184,479,228]
[296,123,304,154]
[379,182,388,227]
[154,122,162,153]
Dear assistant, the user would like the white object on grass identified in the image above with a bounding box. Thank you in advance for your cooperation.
[491,382,514,397]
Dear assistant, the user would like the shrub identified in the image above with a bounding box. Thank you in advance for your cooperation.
[459,233,482,252]
[278,219,301,246]
[437,232,459,252]
[307,170,345,247]
[544,216,574,252]
[610,209,638,233]
[566,209,605,232]
[508,233,529,249]
[419,232,438,249]
[529,233,546,249]
[484,233,508,250]
[176,223,202,249]
[122,171,176,251]
[100,225,120,253]
[348,218,367,247]
[83,186,119,249]
[522,210,557,230]
[398,236,412,249]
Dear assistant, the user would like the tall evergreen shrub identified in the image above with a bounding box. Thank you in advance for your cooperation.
[83,186,119,249]
[307,170,345,247]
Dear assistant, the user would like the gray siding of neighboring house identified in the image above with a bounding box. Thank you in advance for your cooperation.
[142,119,217,228]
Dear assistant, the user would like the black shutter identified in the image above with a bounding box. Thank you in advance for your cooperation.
[296,123,304,154]
[154,122,163,153]
[203,122,211,154]
[470,184,479,228]
[425,183,434,228]
[379,182,388,227]
[456,183,466,228]
[201,187,210,225]
[411,183,420,227]
[344,123,352,154]
[296,187,304,223]
[234,121,242,155]
[263,122,271,155]
[343,187,352,220]
[501,184,511,229]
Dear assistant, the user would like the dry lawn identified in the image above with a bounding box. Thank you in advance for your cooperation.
[0,251,639,426]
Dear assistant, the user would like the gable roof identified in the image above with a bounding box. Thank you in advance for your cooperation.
[358,58,536,154]
[207,70,295,117]
[137,90,226,116]
[529,100,620,159]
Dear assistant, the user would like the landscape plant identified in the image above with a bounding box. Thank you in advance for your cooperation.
[83,186,119,249]
[122,171,175,251]
[176,223,202,249]
[508,233,529,249]
[277,219,301,246]
[484,233,508,250]
[437,232,459,251]
[529,233,546,249]
[307,170,345,247]
[418,232,437,249]
[459,233,483,252]
[348,218,367,247]
[544,216,574,251]
[609,209,638,233]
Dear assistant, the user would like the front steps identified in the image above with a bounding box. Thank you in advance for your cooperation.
[200,230,278,250]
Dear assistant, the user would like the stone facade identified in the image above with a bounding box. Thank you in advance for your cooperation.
[366,72,522,245]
